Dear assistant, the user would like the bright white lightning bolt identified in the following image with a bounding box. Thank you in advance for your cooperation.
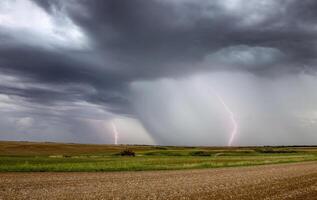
[111,122,119,145]
[214,93,238,146]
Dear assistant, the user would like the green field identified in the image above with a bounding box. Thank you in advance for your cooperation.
[0,141,316,172]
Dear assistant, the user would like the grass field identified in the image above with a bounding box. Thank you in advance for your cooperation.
[0,141,316,172]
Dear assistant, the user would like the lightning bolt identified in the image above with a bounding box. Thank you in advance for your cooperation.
[111,122,119,145]
[214,93,238,146]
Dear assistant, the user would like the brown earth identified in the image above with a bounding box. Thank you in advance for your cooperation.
[0,162,316,200]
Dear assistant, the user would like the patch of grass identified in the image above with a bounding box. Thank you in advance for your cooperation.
[143,150,189,156]
[0,154,316,172]
[254,147,297,154]
[154,146,169,150]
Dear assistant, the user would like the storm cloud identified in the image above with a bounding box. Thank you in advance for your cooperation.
[0,0,317,145]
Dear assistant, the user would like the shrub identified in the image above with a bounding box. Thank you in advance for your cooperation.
[190,151,212,156]
[120,149,135,157]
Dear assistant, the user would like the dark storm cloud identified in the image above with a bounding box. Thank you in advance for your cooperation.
[33,0,317,76]
[1,0,317,144]
[1,0,316,105]
[3,0,317,103]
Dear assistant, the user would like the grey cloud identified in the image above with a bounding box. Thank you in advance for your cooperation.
[205,45,285,70]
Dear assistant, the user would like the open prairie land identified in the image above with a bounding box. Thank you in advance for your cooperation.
[0,141,316,172]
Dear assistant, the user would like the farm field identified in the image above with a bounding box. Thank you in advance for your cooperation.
[0,161,316,199]
[0,141,316,172]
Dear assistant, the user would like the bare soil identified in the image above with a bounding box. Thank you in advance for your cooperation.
[0,162,316,200]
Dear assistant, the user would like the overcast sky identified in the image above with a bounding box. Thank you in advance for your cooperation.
[0,0,317,146]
